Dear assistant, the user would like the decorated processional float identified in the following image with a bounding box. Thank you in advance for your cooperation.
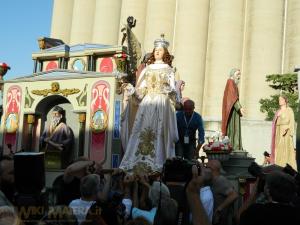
[0,17,142,187]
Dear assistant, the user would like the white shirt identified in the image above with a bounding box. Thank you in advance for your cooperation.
[122,198,157,224]
[200,186,214,222]
[190,186,214,223]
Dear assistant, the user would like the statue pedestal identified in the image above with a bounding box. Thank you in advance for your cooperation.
[205,151,230,162]
[222,150,255,177]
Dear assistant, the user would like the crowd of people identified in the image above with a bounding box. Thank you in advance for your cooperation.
[1,155,300,225]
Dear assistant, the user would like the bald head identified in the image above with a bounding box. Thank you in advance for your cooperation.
[183,100,195,116]
[184,100,194,108]
[207,160,221,174]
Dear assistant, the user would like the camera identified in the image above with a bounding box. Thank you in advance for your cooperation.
[162,158,201,183]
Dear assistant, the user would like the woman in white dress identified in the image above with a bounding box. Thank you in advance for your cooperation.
[119,35,178,173]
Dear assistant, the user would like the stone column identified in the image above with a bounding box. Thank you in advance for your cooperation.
[92,0,122,45]
[33,60,37,73]
[27,114,35,151]
[87,55,92,71]
[64,58,69,69]
[38,61,43,72]
[294,67,300,170]
[284,0,300,73]
[58,58,63,68]
[78,113,86,157]
[143,0,176,52]
[202,0,245,122]
[70,0,96,44]
[50,0,74,43]
[241,0,285,120]
[118,0,148,47]
[297,67,300,98]
[173,0,210,112]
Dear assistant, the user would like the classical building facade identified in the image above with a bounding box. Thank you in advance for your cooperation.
[50,0,300,163]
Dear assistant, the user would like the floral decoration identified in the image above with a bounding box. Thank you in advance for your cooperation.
[203,131,233,153]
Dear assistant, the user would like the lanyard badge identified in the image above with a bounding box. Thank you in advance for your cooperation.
[184,135,189,144]
[183,112,194,144]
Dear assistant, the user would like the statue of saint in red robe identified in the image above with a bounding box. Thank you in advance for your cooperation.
[221,69,244,151]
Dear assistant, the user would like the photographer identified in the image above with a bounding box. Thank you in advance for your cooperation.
[163,158,213,224]
[239,171,300,225]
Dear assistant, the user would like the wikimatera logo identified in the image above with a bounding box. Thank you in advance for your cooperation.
[4,206,102,221]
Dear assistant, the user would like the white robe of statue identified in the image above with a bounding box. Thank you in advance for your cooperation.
[119,62,178,173]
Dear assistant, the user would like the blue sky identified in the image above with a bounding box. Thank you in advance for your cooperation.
[0,0,53,80]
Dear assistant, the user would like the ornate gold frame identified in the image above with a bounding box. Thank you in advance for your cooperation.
[91,109,108,133]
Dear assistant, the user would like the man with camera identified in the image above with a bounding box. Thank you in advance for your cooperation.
[176,100,205,160]
[163,158,214,224]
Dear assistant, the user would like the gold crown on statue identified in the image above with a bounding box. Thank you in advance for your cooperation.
[154,34,169,49]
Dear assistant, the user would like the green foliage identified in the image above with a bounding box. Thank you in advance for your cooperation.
[266,73,298,93]
[259,73,298,121]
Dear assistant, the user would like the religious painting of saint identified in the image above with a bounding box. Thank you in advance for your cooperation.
[91,109,108,133]
[5,113,18,133]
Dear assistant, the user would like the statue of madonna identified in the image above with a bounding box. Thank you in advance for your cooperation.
[119,35,178,173]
